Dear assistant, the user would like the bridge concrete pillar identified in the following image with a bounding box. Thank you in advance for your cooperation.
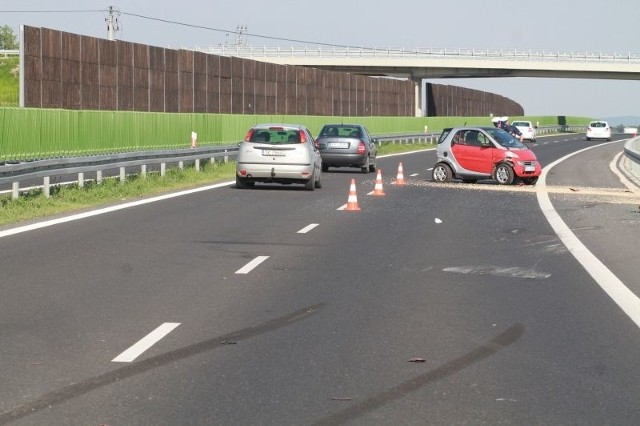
[413,78,423,117]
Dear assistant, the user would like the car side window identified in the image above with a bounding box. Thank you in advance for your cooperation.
[464,130,482,147]
[452,131,466,145]
[477,132,490,146]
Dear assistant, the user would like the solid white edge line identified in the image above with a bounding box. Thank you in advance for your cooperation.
[536,140,640,329]
[235,255,269,274]
[0,180,236,239]
[297,223,319,234]
[112,322,180,363]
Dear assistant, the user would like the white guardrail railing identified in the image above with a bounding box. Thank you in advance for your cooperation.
[191,46,640,64]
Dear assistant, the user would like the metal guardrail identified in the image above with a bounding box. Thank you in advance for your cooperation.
[0,145,238,199]
[0,49,19,57]
[193,46,640,64]
[623,136,640,184]
[375,125,585,145]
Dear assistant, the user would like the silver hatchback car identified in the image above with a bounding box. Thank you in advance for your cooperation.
[236,124,323,190]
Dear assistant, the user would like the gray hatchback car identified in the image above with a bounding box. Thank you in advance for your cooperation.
[236,124,323,190]
[316,124,377,173]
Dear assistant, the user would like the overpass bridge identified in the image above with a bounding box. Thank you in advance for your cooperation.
[193,46,640,116]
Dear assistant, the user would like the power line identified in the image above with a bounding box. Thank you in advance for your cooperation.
[0,8,364,49]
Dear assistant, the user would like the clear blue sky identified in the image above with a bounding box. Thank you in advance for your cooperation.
[2,0,639,119]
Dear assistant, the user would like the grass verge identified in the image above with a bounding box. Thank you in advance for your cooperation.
[0,143,433,226]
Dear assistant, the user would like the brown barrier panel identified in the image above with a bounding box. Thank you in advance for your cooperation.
[178,50,194,113]
[164,49,179,112]
[218,56,232,113]
[98,39,117,110]
[149,46,165,112]
[21,26,523,117]
[206,54,220,113]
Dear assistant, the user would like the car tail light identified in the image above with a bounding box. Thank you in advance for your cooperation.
[357,141,366,154]
[244,129,254,141]
[299,131,307,143]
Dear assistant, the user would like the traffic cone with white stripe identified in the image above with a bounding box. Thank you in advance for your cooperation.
[372,169,385,196]
[345,179,361,211]
[394,162,406,186]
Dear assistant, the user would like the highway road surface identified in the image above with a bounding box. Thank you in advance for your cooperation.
[1,133,639,425]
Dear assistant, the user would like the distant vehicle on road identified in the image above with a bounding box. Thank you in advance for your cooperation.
[315,124,377,173]
[586,121,612,141]
[432,126,542,185]
[235,124,323,190]
[511,120,536,142]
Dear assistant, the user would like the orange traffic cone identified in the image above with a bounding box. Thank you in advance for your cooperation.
[394,162,406,186]
[372,169,385,196]
[345,179,361,211]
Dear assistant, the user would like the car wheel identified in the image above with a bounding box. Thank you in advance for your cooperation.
[361,156,370,174]
[494,164,514,185]
[522,177,538,185]
[305,172,315,191]
[586,137,591,141]
[315,168,323,189]
[432,163,452,183]
[369,155,377,172]
[236,175,248,189]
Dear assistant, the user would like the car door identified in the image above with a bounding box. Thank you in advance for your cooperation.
[451,130,493,175]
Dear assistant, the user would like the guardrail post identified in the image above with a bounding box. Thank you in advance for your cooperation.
[195,158,200,172]
[141,164,147,178]
[97,170,103,184]
[178,161,184,170]
[43,176,50,198]
[119,167,126,184]
[78,172,84,188]
[161,163,166,176]
[12,182,19,200]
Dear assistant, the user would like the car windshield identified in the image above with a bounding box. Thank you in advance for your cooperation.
[486,128,527,149]
[249,127,301,144]
[319,125,361,138]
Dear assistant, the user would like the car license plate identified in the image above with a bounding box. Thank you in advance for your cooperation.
[524,165,535,172]
[263,150,285,156]
[328,142,349,148]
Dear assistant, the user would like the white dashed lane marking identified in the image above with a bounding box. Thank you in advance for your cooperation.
[112,322,180,363]
[235,256,270,274]
[297,223,319,234]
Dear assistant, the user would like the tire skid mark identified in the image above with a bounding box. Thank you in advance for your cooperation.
[0,304,323,425]
[313,323,524,426]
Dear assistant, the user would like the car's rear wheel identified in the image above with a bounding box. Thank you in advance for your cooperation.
[369,155,377,172]
[432,163,452,183]
[361,156,370,174]
[236,175,249,189]
[494,164,514,185]
[305,172,315,191]
[315,169,323,188]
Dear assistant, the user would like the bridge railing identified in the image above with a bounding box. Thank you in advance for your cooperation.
[193,46,640,64]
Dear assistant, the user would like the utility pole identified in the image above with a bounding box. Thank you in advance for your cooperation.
[234,25,247,46]
[105,6,120,41]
